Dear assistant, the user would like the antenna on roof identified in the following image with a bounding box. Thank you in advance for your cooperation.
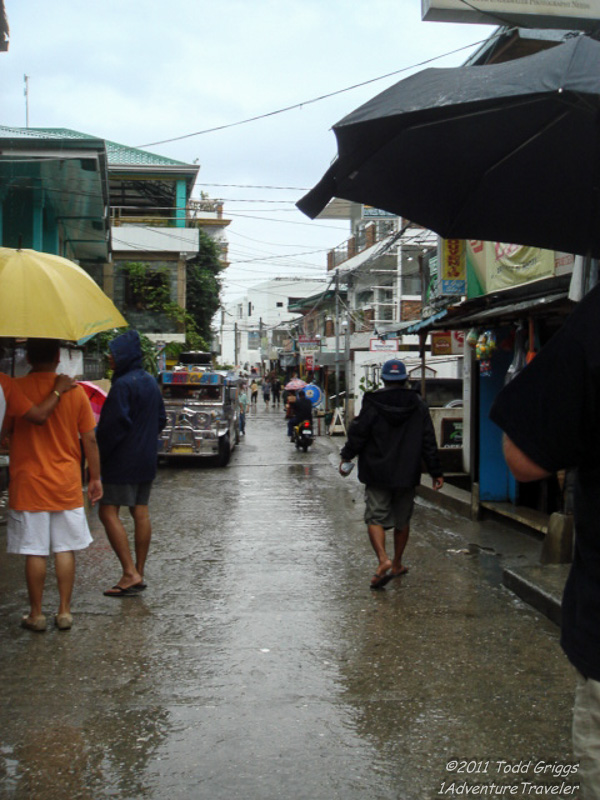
[23,74,29,128]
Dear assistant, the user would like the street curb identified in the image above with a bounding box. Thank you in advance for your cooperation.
[417,482,472,518]
[502,564,568,627]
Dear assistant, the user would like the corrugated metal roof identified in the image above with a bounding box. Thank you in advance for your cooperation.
[0,125,192,168]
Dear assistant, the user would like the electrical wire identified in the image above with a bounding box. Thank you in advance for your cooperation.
[135,30,508,149]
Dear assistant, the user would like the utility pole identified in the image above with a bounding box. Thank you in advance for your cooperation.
[344,311,350,423]
[23,74,30,128]
[234,322,238,367]
[259,317,264,376]
[334,270,340,409]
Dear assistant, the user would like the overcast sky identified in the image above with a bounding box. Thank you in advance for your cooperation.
[2,1,495,303]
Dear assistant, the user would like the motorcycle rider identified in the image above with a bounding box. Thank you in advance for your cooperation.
[287,389,313,439]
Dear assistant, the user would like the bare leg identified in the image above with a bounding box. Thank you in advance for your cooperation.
[98,504,142,588]
[54,551,75,615]
[392,524,410,575]
[24,555,47,618]
[367,524,393,582]
[129,505,151,581]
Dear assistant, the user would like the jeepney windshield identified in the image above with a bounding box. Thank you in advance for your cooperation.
[162,384,223,402]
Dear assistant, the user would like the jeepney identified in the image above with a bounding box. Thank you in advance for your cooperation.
[158,367,240,466]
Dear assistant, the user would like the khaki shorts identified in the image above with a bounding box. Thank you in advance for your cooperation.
[7,508,92,556]
[573,671,600,798]
[364,486,415,530]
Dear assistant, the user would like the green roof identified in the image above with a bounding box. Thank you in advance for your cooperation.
[0,125,193,169]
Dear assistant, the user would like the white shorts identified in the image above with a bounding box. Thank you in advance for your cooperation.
[6,508,93,556]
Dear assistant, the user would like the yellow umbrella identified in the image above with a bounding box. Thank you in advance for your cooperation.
[0,247,127,341]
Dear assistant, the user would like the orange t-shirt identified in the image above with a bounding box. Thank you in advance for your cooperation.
[0,372,33,429]
[8,373,96,511]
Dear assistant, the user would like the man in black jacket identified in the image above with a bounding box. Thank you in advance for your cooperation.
[340,359,444,589]
[287,389,313,438]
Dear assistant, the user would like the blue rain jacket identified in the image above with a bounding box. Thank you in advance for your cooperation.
[96,330,166,484]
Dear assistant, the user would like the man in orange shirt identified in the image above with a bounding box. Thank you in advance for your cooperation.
[6,339,102,632]
[0,370,74,429]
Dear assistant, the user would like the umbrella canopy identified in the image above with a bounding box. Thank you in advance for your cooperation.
[298,35,600,258]
[76,380,108,424]
[0,247,127,341]
[284,378,307,391]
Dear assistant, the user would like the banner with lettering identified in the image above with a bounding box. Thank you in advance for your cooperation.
[467,241,555,292]
[440,239,466,295]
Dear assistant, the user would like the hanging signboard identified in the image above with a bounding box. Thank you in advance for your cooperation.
[370,338,399,353]
[298,334,320,347]
[440,238,466,296]
[467,241,554,293]
[305,354,314,370]
[431,330,465,356]
[422,0,600,31]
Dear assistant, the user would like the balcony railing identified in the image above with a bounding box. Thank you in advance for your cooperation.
[327,220,398,270]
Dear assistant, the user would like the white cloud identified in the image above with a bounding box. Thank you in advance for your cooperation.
[2,0,494,301]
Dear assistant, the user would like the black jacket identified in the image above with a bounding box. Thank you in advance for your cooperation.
[293,397,313,423]
[340,387,442,488]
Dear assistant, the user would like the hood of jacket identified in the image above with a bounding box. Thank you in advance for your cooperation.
[110,330,143,378]
[362,386,421,427]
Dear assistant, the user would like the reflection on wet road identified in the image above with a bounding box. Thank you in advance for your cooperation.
[0,403,576,799]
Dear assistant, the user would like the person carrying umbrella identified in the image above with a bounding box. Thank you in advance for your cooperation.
[490,283,600,799]
[4,339,102,632]
[0,370,74,430]
[287,389,313,439]
[338,359,443,589]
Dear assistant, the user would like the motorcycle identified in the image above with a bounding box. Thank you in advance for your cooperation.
[291,419,314,452]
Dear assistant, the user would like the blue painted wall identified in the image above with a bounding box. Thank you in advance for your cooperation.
[478,344,517,503]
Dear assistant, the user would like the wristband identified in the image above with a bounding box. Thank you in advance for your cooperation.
[53,390,61,400]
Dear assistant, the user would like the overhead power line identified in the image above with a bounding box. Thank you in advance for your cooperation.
[135,31,505,149]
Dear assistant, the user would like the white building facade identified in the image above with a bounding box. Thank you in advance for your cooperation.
[217,278,326,371]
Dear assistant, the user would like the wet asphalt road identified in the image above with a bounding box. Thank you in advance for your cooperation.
[0,401,578,799]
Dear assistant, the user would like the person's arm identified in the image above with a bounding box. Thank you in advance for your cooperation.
[23,374,75,425]
[339,403,374,461]
[503,435,551,483]
[81,429,103,506]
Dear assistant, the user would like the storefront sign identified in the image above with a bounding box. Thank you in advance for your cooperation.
[422,0,600,31]
[431,330,465,356]
[370,338,399,352]
[440,239,466,296]
[467,241,554,293]
[440,417,463,449]
[305,354,314,370]
[298,334,320,347]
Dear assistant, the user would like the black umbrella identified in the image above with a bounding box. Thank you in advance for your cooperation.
[298,35,600,257]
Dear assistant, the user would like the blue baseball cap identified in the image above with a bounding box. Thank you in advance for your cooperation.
[381,359,407,382]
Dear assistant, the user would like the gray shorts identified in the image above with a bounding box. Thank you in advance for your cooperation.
[364,486,415,530]
[100,482,152,508]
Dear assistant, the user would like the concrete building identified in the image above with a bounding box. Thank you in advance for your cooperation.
[217,278,326,372]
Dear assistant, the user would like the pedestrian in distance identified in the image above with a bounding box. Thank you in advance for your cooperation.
[250,380,258,407]
[262,379,271,408]
[96,330,166,598]
[4,339,102,632]
[339,358,444,589]
[239,384,249,436]
[272,378,281,406]
[490,282,600,800]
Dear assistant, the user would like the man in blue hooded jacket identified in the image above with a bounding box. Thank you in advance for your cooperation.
[96,330,166,597]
